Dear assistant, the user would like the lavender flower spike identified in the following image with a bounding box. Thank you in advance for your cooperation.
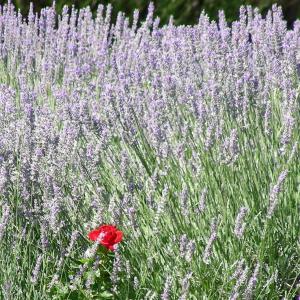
[203,218,218,264]
[244,263,260,300]
[234,207,249,238]
[267,170,288,218]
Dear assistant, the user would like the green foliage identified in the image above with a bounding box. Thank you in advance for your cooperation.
[50,251,114,300]
[7,0,300,26]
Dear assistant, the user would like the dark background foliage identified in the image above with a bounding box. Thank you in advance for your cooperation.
[1,0,299,27]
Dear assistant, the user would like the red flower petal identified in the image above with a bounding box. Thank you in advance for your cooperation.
[108,245,115,251]
[101,231,116,245]
[88,228,101,241]
[114,230,123,243]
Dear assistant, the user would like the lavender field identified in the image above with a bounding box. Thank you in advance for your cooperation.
[0,1,299,299]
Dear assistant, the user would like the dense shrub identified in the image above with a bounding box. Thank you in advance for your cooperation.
[0,2,299,299]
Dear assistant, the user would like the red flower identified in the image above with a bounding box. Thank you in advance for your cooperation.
[88,224,123,251]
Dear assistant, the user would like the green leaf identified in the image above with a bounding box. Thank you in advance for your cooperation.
[98,291,114,299]
[78,257,92,264]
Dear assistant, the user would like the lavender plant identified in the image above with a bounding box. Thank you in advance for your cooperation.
[0,1,299,299]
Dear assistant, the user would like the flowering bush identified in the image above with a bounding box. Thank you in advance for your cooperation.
[0,1,299,299]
